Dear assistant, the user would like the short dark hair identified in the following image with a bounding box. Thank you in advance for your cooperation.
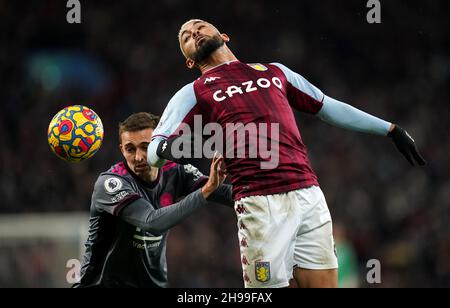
[118,112,160,143]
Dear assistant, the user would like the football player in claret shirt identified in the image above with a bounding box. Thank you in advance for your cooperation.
[147,20,426,288]
[74,112,232,288]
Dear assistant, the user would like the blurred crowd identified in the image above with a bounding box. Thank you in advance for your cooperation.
[0,0,449,287]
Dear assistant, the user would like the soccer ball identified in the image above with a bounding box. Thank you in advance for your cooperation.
[47,105,104,162]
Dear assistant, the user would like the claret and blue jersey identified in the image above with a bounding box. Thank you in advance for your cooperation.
[150,61,324,200]
[148,61,391,200]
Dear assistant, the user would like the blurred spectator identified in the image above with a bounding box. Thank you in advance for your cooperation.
[334,223,359,288]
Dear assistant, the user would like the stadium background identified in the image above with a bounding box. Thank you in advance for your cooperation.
[0,0,448,287]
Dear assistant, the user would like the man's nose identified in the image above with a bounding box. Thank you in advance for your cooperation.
[135,149,146,162]
[192,28,200,38]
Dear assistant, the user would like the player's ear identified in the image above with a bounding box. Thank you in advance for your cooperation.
[119,144,125,156]
[186,58,196,69]
[221,33,230,43]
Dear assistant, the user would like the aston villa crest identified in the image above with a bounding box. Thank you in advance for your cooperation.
[248,63,268,71]
[255,261,271,282]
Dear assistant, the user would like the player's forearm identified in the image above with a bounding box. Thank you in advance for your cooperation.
[316,95,392,136]
[119,189,208,235]
[147,137,167,167]
[148,136,193,167]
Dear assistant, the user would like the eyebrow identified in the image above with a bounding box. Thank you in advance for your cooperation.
[124,142,149,147]
[180,21,203,40]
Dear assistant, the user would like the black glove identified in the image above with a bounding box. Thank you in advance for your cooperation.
[388,125,426,166]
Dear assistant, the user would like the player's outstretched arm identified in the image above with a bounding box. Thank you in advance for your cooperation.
[317,95,392,135]
[316,95,426,166]
[119,154,227,235]
[119,189,207,235]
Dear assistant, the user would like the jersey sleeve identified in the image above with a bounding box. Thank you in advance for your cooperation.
[152,82,198,140]
[317,95,391,135]
[271,63,391,135]
[179,164,208,194]
[92,175,140,216]
[271,62,324,114]
[147,82,199,167]
[119,189,209,235]
[93,173,209,235]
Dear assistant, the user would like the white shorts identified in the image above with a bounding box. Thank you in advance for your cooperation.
[234,186,338,288]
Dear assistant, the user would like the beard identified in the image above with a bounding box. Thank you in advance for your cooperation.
[193,34,225,63]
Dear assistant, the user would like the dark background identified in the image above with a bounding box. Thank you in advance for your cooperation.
[0,0,449,287]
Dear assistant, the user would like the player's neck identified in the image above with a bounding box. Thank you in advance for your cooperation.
[198,46,237,74]
[141,167,159,183]
[149,167,159,182]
